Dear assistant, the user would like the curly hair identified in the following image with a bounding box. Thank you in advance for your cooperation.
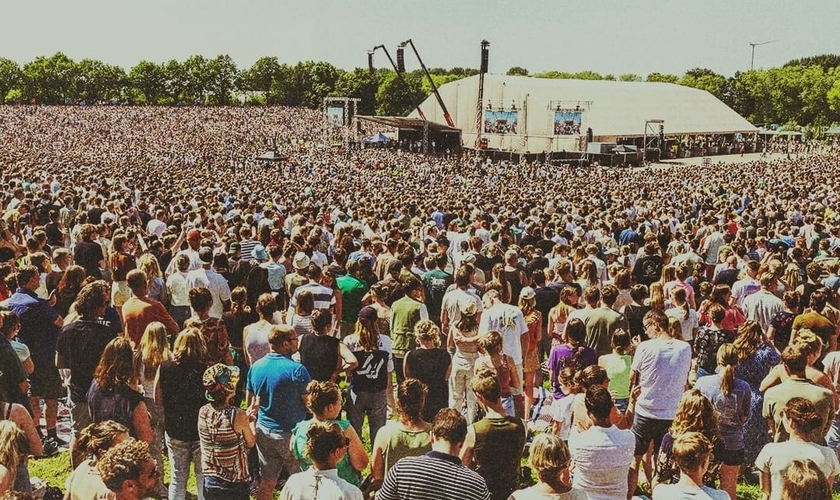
[304,421,347,467]
[413,319,441,347]
[670,389,719,445]
[97,439,153,492]
[305,380,341,416]
[73,420,129,466]
[74,279,109,319]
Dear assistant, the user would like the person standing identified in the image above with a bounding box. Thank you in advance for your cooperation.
[460,370,526,500]
[626,309,692,499]
[122,269,180,347]
[377,408,490,500]
[8,265,64,446]
[404,320,451,422]
[479,289,529,419]
[247,325,311,500]
[390,279,429,384]
[199,363,256,500]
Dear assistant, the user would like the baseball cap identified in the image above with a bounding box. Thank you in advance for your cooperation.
[520,286,536,301]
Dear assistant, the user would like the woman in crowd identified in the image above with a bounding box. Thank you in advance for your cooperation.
[547,290,573,347]
[185,287,233,366]
[652,432,729,500]
[756,397,839,500]
[64,421,129,500]
[109,233,137,311]
[404,320,450,422]
[767,290,800,351]
[0,396,40,494]
[733,317,781,466]
[198,364,255,500]
[53,265,86,318]
[222,286,257,400]
[0,422,29,495]
[138,253,168,305]
[760,330,834,396]
[698,284,744,331]
[518,286,542,417]
[343,306,393,445]
[166,253,192,329]
[507,432,587,500]
[154,328,209,500]
[243,293,279,367]
[299,309,357,383]
[447,300,481,423]
[694,343,752,500]
[598,329,633,413]
[475,330,519,417]
[290,381,367,488]
[134,321,172,485]
[367,282,392,337]
[652,389,720,488]
[371,378,431,486]
[281,421,363,500]
[86,337,153,444]
[693,303,735,379]
[547,319,596,400]
[665,287,699,345]
[287,289,314,338]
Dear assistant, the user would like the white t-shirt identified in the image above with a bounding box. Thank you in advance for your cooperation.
[653,483,729,500]
[631,337,692,420]
[755,439,840,500]
[568,425,635,500]
[478,303,528,365]
[665,308,699,342]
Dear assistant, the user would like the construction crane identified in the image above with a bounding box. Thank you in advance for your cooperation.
[749,40,777,71]
[399,39,455,128]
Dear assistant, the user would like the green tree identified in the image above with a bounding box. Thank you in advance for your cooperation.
[181,55,209,104]
[0,58,22,103]
[646,72,679,84]
[679,68,727,101]
[76,59,126,103]
[333,68,382,115]
[21,52,78,104]
[619,73,642,82]
[129,60,167,104]
[242,56,282,96]
[376,71,424,116]
[507,66,529,76]
[205,54,239,105]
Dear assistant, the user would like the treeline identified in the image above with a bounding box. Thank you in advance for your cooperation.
[2,52,840,129]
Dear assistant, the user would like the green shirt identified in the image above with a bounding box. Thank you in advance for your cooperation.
[336,274,368,324]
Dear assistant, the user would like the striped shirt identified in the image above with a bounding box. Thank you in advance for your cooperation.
[377,451,490,500]
[289,282,336,312]
[198,405,250,483]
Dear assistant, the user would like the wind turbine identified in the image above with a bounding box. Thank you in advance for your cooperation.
[749,40,777,70]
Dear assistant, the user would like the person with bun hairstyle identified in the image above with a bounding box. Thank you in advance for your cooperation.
[371,378,432,491]
[281,421,363,500]
[597,329,633,414]
[694,343,752,500]
[290,380,367,487]
[652,432,729,500]
[547,318,596,400]
[508,432,587,500]
[404,320,451,422]
[756,397,840,500]
[64,420,130,500]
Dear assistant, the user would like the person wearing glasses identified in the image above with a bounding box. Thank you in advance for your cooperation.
[247,325,312,500]
[281,421,363,500]
[97,438,163,500]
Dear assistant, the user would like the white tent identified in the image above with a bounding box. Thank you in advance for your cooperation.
[408,74,757,153]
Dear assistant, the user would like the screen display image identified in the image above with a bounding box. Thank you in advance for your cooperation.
[483,110,519,134]
[554,110,582,135]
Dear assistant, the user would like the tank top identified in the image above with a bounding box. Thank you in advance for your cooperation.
[381,421,432,477]
[472,415,526,499]
[198,405,250,483]
[299,334,340,382]
[86,380,144,436]
[503,268,523,304]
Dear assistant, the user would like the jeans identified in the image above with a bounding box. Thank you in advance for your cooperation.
[501,396,514,417]
[347,389,387,445]
[146,398,166,467]
[166,434,203,500]
[203,476,249,500]
[450,351,479,422]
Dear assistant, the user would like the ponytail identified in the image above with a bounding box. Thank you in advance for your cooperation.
[717,343,738,397]
[720,364,735,397]
[681,301,690,321]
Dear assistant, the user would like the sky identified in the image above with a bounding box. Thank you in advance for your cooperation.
[3,0,839,78]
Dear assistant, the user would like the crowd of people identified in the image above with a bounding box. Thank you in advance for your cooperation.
[1,104,840,500]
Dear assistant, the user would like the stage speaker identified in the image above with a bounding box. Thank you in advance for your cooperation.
[481,47,489,73]
[586,128,593,142]
[368,52,374,73]
[396,48,405,73]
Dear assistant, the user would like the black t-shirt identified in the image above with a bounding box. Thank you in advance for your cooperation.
[534,286,560,329]
[74,240,104,279]
[632,255,664,286]
[56,320,117,400]
[87,380,144,436]
[299,334,340,382]
[157,360,207,442]
[222,310,258,349]
[404,348,451,422]
[350,350,391,393]
[0,337,28,406]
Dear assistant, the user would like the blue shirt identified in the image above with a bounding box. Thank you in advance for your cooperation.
[7,288,60,365]
[247,353,310,432]
[694,373,752,450]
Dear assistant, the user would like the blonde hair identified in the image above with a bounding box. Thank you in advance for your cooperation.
[667,316,683,341]
[781,459,831,500]
[529,433,572,479]
[414,319,441,347]
[137,321,171,380]
[717,343,738,396]
[0,420,28,473]
[671,389,718,445]
[648,282,665,312]
[138,253,163,284]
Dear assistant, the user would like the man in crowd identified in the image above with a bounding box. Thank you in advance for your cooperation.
[377,408,490,500]
[479,289,528,419]
[390,278,429,383]
[247,325,311,500]
[122,269,180,346]
[98,439,162,500]
[186,246,232,318]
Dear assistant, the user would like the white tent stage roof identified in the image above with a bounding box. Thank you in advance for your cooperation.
[408,74,757,153]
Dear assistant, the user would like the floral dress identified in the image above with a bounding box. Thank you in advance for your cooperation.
[734,342,781,464]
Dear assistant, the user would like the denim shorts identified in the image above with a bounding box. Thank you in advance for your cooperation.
[632,414,672,456]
